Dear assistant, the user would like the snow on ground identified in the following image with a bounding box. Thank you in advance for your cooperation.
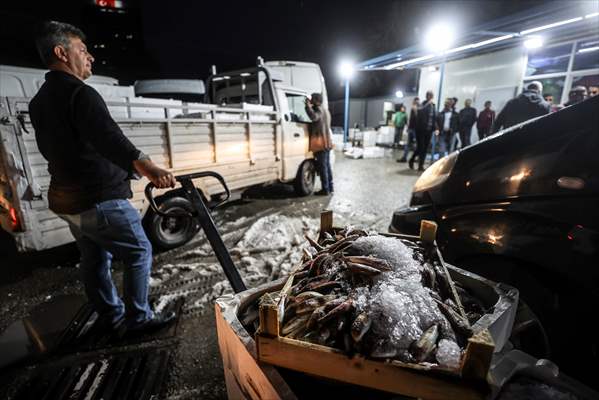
[151,214,319,315]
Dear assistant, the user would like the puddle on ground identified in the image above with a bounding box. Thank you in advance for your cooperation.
[0,294,86,368]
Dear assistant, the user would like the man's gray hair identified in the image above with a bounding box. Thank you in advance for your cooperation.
[35,21,86,67]
[526,81,543,93]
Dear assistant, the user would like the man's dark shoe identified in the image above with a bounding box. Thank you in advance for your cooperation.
[397,157,407,163]
[408,159,414,169]
[126,311,177,336]
[96,314,125,333]
[315,190,331,196]
[418,165,425,172]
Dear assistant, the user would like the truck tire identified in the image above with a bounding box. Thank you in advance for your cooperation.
[293,160,315,196]
[144,195,200,250]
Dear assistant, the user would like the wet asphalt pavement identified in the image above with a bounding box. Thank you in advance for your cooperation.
[0,149,422,399]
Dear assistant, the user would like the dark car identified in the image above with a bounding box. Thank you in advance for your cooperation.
[390,95,599,387]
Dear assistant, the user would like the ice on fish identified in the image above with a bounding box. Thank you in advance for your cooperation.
[348,234,458,364]
[436,339,461,369]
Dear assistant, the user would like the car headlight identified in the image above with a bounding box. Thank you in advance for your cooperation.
[413,152,458,192]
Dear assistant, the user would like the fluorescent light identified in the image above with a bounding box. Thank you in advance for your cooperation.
[585,12,599,19]
[471,34,515,48]
[524,37,543,49]
[384,54,435,69]
[520,17,583,35]
[395,90,404,98]
[578,46,599,53]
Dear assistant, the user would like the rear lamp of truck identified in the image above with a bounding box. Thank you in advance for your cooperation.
[9,207,21,231]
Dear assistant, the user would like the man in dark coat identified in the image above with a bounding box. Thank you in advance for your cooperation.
[436,98,459,156]
[409,90,438,171]
[492,81,551,133]
[29,21,176,335]
[457,99,477,148]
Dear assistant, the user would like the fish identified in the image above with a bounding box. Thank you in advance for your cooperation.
[411,324,439,362]
[351,312,372,342]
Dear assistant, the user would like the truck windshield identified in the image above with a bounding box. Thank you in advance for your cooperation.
[211,70,274,107]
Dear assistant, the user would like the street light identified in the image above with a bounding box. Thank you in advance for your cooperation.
[339,60,355,146]
[524,36,543,49]
[339,61,355,80]
[425,23,456,53]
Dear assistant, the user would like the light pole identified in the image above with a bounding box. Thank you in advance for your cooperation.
[339,61,355,147]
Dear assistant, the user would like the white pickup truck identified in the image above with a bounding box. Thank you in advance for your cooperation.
[0,61,330,252]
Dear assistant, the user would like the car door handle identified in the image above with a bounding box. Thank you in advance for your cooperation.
[294,133,301,138]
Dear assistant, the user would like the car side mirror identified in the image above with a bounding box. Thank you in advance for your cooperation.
[284,114,290,122]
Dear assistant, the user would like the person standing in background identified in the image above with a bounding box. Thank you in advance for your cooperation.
[563,86,587,107]
[398,97,419,162]
[409,90,438,171]
[457,99,477,148]
[392,104,407,149]
[436,98,458,157]
[476,100,495,140]
[492,81,550,133]
[305,92,334,195]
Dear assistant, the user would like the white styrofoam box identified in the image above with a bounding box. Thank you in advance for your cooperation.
[348,128,362,141]
[362,130,377,147]
[332,133,344,149]
[376,129,395,145]
[362,146,385,158]
[378,126,394,135]
[344,147,363,159]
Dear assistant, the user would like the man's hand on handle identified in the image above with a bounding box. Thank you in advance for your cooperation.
[133,159,176,189]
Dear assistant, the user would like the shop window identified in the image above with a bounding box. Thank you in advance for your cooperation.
[523,77,565,103]
[573,38,599,71]
[526,43,572,76]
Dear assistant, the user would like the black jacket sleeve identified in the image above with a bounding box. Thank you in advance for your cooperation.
[72,86,141,173]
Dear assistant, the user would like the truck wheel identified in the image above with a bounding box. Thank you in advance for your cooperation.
[294,160,315,196]
[144,196,200,250]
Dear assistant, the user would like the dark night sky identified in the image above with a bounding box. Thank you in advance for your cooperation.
[1,0,558,99]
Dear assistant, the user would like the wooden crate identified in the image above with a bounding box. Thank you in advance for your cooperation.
[255,211,494,400]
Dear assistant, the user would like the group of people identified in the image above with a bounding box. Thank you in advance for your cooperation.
[392,79,596,171]
[393,92,496,171]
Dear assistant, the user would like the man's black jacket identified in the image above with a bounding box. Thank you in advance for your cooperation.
[458,106,477,132]
[437,109,459,133]
[492,90,551,133]
[29,71,141,214]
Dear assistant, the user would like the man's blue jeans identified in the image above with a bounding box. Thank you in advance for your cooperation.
[314,149,334,193]
[60,199,153,326]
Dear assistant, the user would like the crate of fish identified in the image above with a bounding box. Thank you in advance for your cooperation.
[255,211,499,400]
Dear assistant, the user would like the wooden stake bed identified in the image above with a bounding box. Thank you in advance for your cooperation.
[255,211,495,400]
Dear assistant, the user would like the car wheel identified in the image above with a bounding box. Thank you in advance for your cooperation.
[293,160,315,196]
[144,195,200,250]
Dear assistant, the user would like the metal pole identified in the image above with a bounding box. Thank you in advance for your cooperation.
[343,78,350,146]
[431,57,446,163]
